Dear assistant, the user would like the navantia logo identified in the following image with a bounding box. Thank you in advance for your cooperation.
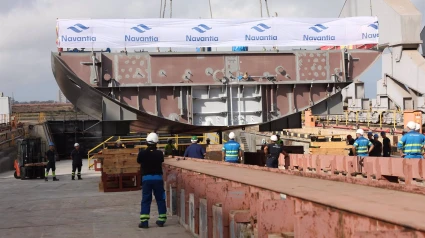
[186,24,218,42]
[362,21,379,39]
[245,23,277,41]
[67,23,89,33]
[303,23,336,41]
[126,24,158,42]
[62,23,96,42]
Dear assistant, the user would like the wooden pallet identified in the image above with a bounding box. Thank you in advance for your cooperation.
[100,172,141,192]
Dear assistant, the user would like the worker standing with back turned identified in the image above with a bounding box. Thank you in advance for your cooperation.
[70,143,84,180]
[263,135,287,168]
[45,142,59,181]
[137,133,167,229]
[397,121,425,159]
[183,136,206,159]
[352,129,374,157]
[222,132,242,163]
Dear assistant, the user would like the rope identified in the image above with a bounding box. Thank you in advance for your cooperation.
[159,0,163,17]
[162,0,167,18]
[264,0,270,17]
[338,0,348,17]
[170,0,173,18]
[259,0,263,17]
[208,0,213,18]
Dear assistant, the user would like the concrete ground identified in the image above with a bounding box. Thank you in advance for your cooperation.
[0,160,192,238]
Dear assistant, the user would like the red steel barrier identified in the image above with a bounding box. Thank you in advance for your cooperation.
[163,158,425,238]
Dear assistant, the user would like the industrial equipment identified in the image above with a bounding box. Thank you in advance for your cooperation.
[13,138,46,179]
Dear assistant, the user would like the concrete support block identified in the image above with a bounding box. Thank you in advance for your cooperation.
[199,198,208,238]
[229,210,252,238]
[169,185,177,215]
[212,203,223,238]
[189,193,195,235]
[257,198,295,236]
[180,189,185,226]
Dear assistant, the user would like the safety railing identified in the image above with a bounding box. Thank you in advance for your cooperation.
[87,136,114,169]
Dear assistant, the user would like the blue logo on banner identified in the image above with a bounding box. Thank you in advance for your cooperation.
[368,21,379,30]
[62,23,96,42]
[245,23,277,41]
[67,23,89,33]
[192,24,212,33]
[251,23,271,32]
[126,24,158,42]
[303,23,336,41]
[362,21,379,39]
[131,24,152,33]
[186,24,218,42]
[309,24,328,33]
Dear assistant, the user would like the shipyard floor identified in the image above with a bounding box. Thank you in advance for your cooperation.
[0,160,192,238]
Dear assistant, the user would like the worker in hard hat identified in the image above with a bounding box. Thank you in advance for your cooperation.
[222,132,242,163]
[369,134,382,157]
[263,135,288,168]
[397,121,425,159]
[137,133,167,229]
[183,136,206,159]
[45,142,59,181]
[352,129,374,157]
[70,143,84,180]
[164,138,176,157]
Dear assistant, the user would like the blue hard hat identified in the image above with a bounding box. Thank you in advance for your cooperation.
[373,134,379,138]
[367,132,373,136]
[49,142,54,146]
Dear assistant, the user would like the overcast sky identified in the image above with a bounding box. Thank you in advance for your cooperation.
[0,0,423,101]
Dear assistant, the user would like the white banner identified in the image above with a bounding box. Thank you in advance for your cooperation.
[56,17,379,49]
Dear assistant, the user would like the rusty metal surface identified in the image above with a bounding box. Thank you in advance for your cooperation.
[164,158,425,237]
[52,50,380,132]
[164,158,425,232]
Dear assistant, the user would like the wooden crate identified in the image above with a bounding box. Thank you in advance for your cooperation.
[100,172,141,192]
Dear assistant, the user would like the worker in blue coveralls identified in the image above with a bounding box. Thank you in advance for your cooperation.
[222,132,242,163]
[137,132,167,229]
[397,121,425,159]
[183,136,206,159]
[352,129,374,157]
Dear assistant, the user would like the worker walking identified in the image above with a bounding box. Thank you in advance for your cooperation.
[263,135,287,168]
[164,139,176,157]
[222,132,242,163]
[352,129,374,157]
[183,136,206,159]
[397,121,425,159]
[70,143,84,180]
[137,133,167,229]
[45,142,59,181]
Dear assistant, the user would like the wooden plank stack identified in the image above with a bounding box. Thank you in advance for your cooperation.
[94,148,141,192]
[309,141,351,156]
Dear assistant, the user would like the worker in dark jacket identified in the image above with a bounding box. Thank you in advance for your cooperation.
[183,136,206,159]
[263,135,288,168]
[370,134,382,157]
[70,143,84,180]
[45,142,59,181]
[137,133,167,229]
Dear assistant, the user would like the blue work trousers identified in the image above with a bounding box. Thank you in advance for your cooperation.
[140,177,167,223]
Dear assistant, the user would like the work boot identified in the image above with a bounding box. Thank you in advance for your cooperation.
[156,221,165,227]
[72,176,75,180]
[138,222,149,229]
[45,177,48,182]
[78,176,82,180]
[53,177,59,181]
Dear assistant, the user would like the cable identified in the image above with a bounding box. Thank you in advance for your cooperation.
[208,0,213,18]
[259,0,263,17]
[159,0,163,18]
[162,0,167,18]
[338,0,348,17]
[170,0,173,18]
[265,0,270,17]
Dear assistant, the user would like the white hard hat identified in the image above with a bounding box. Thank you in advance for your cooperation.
[146,132,159,144]
[407,121,416,130]
[74,143,79,147]
[356,129,364,135]
[415,123,421,131]
[270,135,278,141]
[229,132,235,139]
